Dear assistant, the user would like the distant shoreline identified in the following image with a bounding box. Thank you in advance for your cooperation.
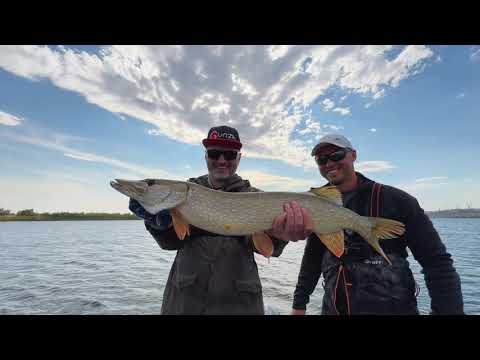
[426,209,480,219]
[0,215,141,222]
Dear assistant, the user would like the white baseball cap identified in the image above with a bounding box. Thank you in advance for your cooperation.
[311,134,354,156]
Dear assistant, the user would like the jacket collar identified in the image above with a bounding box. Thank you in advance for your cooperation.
[325,172,375,193]
[195,174,250,192]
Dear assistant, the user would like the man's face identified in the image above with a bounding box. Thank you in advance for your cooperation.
[315,144,356,186]
[205,145,241,182]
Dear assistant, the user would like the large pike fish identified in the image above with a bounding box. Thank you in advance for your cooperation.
[110,178,405,264]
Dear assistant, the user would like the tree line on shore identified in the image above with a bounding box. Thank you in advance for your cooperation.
[0,208,138,220]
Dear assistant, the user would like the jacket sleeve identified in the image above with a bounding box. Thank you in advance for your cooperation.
[271,237,288,257]
[292,234,326,310]
[400,192,464,314]
[145,222,185,251]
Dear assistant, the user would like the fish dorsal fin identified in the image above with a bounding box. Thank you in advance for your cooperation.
[316,231,345,258]
[309,186,343,206]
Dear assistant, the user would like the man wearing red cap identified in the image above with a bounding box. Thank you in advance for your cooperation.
[129,125,312,314]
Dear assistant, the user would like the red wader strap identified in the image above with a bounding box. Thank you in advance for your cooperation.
[333,181,383,315]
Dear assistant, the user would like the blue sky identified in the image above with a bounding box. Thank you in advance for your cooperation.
[0,45,479,213]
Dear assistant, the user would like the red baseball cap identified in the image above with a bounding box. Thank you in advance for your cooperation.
[202,125,242,150]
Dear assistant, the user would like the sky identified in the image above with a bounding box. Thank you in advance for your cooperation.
[0,45,479,213]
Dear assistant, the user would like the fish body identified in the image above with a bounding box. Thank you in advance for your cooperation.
[176,183,356,236]
[111,178,405,263]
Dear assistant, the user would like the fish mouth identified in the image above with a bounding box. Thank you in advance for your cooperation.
[110,178,177,207]
[110,179,123,191]
[110,179,148,198]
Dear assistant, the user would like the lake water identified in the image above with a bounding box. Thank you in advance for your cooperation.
[1,219,478,315]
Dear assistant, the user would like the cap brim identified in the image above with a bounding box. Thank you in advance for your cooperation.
[202,139,242,150]
[311,142,348,156]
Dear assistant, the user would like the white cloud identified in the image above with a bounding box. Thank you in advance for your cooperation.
[297,117,322,135]
[372,89,385,99]
[365,102,372,109]
[369,128,377,132]
[0,110,24,126]
[231,73,258,97]
[0,131,175,179]
[238,169,314,192]
[63,153,98,161]
[147,129,162,136]
[0,45,434,169]
[323,124,344,131]
[267,45,291,61]
[415,176,448,183]
[456,93,465,99]
[322,98,335,110]
[332,107,351,116]
[355,161,395,173]
[471,48,480,62]
[335,45,433,93]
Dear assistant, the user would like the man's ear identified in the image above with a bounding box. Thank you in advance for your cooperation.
[351,150,357,162]
[238,152,242,162]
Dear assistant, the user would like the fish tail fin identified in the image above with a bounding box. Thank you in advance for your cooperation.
[356,217,405,265]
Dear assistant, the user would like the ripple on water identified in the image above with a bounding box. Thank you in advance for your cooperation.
[1,219,479,314]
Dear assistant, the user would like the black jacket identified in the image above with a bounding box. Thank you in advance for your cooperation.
[293,173,463,315]
[146,174,288,315]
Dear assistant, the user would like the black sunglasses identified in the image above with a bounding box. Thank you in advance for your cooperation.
[206,149,238,161]
[315,149,350,165]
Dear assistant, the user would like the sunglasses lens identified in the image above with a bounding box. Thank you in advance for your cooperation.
[316,155,328,165]
[207,150,237,160]
[225,151,238,160]
[315,149,347,165]
[207,150,220,160]
[330,150,346,161]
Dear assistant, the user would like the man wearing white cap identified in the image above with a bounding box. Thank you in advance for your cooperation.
[291,134,464,315]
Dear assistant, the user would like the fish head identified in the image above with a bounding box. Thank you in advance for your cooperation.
[110,178,188,214]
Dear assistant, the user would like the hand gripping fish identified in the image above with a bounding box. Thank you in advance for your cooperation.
[110,178,405,264]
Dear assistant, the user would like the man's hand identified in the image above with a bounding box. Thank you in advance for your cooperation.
[267,201,313,242]
[291,308,306,315]
[129,198,172,230]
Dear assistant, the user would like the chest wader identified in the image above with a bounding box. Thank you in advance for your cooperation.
[321,183,420,315]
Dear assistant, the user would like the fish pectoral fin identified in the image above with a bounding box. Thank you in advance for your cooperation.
[309,186,342,206]
[252,232,274,258]
[316,231,345,258]
[169,208,190,240]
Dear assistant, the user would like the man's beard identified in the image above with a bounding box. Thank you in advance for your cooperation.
[212,169,231,181]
